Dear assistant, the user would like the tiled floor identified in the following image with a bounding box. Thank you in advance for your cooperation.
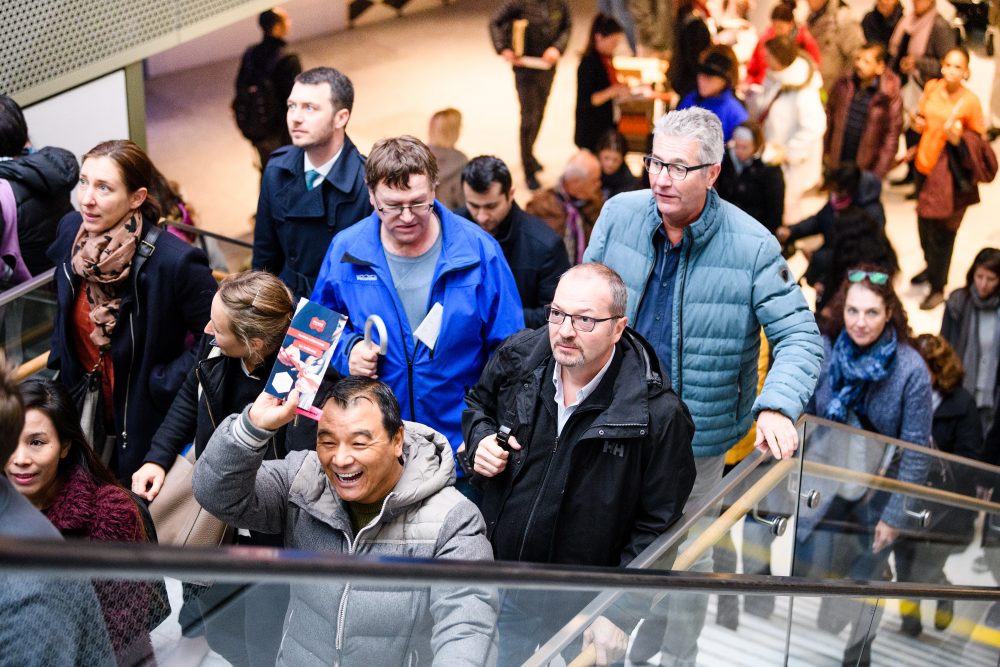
[145,0,1000,337]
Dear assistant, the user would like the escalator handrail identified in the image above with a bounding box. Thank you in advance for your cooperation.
[1,536,998,602]
[0,267,55,308]
[802,413,1000,476]
[161,219,253,248]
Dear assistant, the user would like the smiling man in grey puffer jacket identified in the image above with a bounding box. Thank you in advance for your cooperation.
[193,376,498,666]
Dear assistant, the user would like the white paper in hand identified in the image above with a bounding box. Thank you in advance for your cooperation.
[413,302,444,351]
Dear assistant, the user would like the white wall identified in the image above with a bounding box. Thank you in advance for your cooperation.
[146,0,352,78]
[23,70,131,161]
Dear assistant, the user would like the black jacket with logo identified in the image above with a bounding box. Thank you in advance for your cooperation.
[463,326,695,567]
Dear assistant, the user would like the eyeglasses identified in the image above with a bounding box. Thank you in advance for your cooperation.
[847,270,889,285]
[642,155,713,181]
[545,306,621,332]
[374,197,434,217]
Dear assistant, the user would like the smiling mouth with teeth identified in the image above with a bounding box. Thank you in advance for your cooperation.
[336,471,363,483]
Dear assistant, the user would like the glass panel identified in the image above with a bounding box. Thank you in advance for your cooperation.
[0,272,58,372]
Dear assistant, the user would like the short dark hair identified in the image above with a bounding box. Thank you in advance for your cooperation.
[323,376,403,439]
[860,41,888,64]
[824,163,861,194]
[595,129,629,156]
[770,3,794,22]
[259,9,282,34]
[765,35,799,68]
[0,95,28,158]
[0,352,23,462]
[365,135,439,190]
[295,67,355,113]
[586,14,623,53]
[461,155,512,194]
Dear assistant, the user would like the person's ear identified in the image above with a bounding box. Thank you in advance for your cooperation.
[333,107,350,130]
[392,426,404,461]
[129,187,148,211]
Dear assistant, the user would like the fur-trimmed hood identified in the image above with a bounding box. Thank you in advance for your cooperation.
[45,467,144,543]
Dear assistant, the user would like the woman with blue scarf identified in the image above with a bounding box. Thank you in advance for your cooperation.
[799,265,932,665]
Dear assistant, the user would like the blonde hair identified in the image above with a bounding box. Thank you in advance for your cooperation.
[217,271,294,364]
[428,108,462,149]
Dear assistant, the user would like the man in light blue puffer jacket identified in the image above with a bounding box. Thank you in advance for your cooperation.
[583,107,823,665]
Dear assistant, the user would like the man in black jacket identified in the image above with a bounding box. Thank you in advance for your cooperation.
[456,155,569,328]
[235,8,302,173]
[490,0,572,190]
[463,262,696,666]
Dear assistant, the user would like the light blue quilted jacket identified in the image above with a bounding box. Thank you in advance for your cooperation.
[584,189,824,456]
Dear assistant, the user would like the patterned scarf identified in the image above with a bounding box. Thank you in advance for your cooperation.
[824,326,898,424]
[70,211,142,349]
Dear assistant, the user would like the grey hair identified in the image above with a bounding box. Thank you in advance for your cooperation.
[563,263,628,317]
[653,108,725,165]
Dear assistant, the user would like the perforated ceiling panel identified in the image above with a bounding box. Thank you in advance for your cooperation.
[1,0,262,100]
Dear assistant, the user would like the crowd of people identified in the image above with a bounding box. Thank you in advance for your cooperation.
[1,1,1000,666]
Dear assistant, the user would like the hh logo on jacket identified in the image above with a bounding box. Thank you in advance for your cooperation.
[602,442,625,458]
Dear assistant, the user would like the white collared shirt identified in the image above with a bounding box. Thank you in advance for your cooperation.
[304,144,344,181]
[552,349,616,436]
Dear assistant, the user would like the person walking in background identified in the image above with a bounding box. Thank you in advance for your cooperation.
[745,2,822,88]
[752,35,826,223]
[895,333,984,637]
[595,129,642,199]
[677,45,748,142]
[252,67,371,299]
[456,155,569,328]
[490,0,572,191]
[716,121,785,237]
[863,0,903,47]
[575,14,630,153]
[47,140,217,483]
[427,108,469,211]
[804,0,866,94]
[668,0,713,101]
[823,42,903,179]
[887,0,956,191]
[233,8,302,174]
[910,47,994,310]
[941,248,1000,435]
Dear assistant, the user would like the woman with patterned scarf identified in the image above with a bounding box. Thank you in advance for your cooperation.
[797,265,932,664]
[47,140,217,483]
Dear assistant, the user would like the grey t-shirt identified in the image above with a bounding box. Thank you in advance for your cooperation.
[385,230,443,333]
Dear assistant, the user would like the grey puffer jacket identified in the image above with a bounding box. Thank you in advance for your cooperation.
[192,409,498,666]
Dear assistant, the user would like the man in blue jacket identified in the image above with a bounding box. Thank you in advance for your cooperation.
[311,135,524,488]
[583,107,823,664]
[252,66,372,299]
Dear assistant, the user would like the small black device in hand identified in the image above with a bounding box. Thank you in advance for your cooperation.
[496,425,513,450]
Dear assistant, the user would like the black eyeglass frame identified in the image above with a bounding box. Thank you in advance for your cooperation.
[642,155,714,180]
[544,306,622,332]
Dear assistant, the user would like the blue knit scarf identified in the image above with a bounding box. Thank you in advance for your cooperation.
[824,327,898,424]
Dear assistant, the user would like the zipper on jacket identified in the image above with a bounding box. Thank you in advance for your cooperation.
[335,493,394,652]
[120,314,138,451]
[675,241,692,395]
[195,366,219,429]
[517,435,558,561]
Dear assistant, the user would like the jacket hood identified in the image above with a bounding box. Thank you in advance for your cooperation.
[769,56,820,90]
[387,420,456,510]
[0,147,79,196]
[853,170,883,206]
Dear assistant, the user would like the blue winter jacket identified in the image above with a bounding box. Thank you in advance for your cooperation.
[583,189,824,457]
[310,202,524,459]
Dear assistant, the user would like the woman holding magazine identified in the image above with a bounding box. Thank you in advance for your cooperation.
[132,269,308,667]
